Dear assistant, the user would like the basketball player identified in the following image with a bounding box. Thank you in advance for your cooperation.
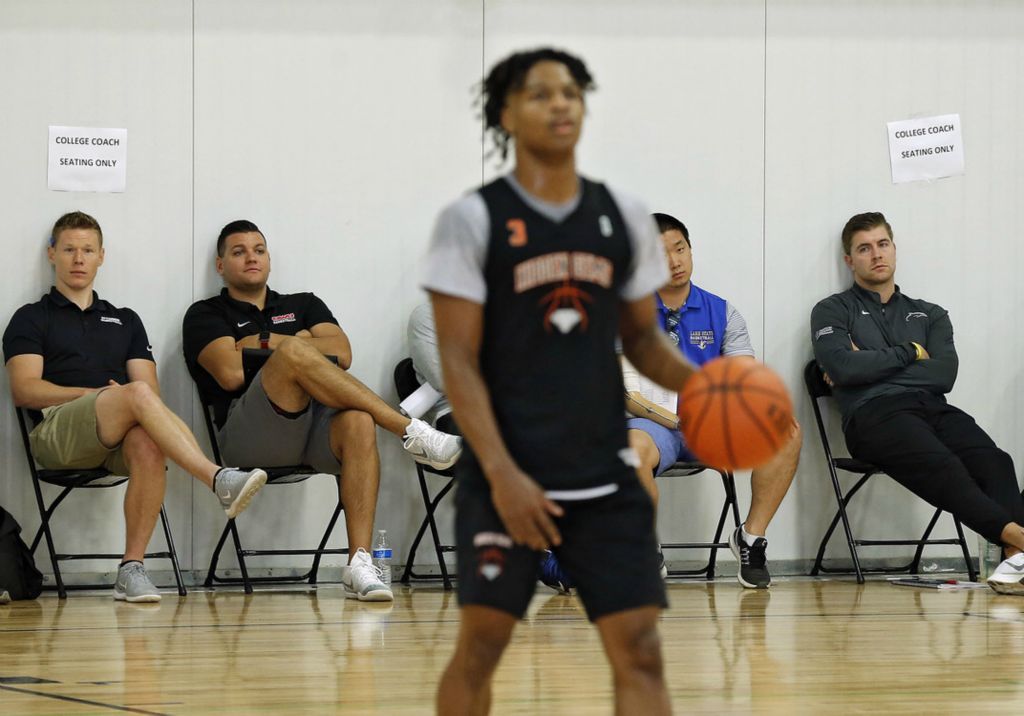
[425,48,698,714]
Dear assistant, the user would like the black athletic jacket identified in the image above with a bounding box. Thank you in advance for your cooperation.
[810,283,958,425]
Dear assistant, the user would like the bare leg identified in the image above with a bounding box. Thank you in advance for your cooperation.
[437,605,517,715]
[1000,523,1024,557]
[744,422,801,536]
[260,338,410,437]
[595,606,671,715]
[94,382,219,487]
[628,429,661,508]
[121,426,167,563]
[329,410,380,558]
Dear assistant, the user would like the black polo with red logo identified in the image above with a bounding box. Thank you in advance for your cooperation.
[182,287,337,427]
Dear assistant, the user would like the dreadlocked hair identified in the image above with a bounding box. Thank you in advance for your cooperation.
[479,48,596,162]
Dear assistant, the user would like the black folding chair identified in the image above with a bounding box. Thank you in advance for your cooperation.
[196,349,347,594]
[803,360,976,583]
[15,407,186,599]
[659,461,741,579]
[393,357,455,590]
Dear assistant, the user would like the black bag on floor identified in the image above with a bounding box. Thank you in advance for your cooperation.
[0,505,43,600]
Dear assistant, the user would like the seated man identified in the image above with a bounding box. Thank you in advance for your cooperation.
[625,213,801,588]
[812,211,1024,594]
[3,211,266,603]
[183,220,462,602]
[407,302,573,593]
[407,302,455,434]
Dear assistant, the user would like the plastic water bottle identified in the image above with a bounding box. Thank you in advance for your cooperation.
[372,530,392,585]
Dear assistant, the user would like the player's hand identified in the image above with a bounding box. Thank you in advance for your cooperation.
[822,372,835,387]
[850,338,860,351]
[918,344,931,360]
[489,467,564,550]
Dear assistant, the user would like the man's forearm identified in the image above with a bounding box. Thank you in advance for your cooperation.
[297,336,351,368]
[12,378,93,410]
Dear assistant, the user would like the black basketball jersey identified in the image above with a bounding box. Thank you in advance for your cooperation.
[461,177,635,490]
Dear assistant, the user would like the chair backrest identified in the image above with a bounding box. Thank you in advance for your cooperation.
[803,359,832,400]
[393,357,421,402]
[802,359,840,464]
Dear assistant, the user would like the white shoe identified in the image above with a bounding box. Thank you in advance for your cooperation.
[987,552,1024,595]
[342,549,394,602]
[403,418,462,470]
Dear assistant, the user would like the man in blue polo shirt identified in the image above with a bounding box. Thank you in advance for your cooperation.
[625,212,801,588]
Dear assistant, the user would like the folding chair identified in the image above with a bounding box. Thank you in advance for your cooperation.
[393,357,455,590]
[195,349,347,594]
[803,360,976,583]
[15,407,186,599]
[659,461,740,579]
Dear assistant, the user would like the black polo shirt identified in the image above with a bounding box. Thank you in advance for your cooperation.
[3,287,154,390]
[182,287,338,427]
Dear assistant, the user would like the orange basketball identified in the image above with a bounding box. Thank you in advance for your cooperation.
[678,356,793,471]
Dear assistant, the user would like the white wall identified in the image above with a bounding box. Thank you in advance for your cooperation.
[0,0,1020,578]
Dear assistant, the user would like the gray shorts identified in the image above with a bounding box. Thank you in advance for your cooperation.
[218,371,339,474]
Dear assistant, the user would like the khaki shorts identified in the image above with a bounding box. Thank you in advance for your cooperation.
[29,391,129,475]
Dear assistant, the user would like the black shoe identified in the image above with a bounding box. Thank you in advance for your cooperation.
[729,526,771,589]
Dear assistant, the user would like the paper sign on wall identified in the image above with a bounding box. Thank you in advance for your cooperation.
[886,114,964,184]
[47,126,127,192]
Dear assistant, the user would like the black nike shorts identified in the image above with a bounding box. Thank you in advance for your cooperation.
[454,475,668,622]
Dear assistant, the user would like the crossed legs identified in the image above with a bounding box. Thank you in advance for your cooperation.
[94,383,225,562]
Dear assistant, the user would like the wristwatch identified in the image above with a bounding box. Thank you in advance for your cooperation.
[259,330,270,350]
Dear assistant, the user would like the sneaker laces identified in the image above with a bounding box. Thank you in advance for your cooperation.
[742,539,768,568]
[404,422,454,456]
[351,550,385,582]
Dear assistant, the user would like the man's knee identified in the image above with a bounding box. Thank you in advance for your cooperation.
[274,336,320,371]
[331,411,378,459]
[122,426,164,470]
[456,623,513,677]
[608,623,664,679]
[628,430,661,472]
[117,381,159,412]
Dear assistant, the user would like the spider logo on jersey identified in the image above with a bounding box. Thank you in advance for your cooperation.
[513,251,613,334]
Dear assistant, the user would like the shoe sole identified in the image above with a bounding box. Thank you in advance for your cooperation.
[224,470,268,519]
[409,450,460,471]
[113,589,162,603]
[728,529,771,590]
[344,586,395,602]
[987,578,1024,595]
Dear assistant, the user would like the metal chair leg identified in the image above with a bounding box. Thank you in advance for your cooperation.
[158,506,187,596]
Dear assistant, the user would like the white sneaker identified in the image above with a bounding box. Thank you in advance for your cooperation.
[987,552,1024,595]
[403,418,462,470]
[342,548,394,602]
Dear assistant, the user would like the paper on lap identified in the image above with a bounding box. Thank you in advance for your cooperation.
[621,356,678,414]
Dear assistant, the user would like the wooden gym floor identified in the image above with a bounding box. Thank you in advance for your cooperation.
[1,577,1022,714]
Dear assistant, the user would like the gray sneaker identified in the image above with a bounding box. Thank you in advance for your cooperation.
[113,562,161,603]
[215,468,268,519]
[403,419,462,470]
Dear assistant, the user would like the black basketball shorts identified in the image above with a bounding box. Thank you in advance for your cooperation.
[455,475,668,622]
